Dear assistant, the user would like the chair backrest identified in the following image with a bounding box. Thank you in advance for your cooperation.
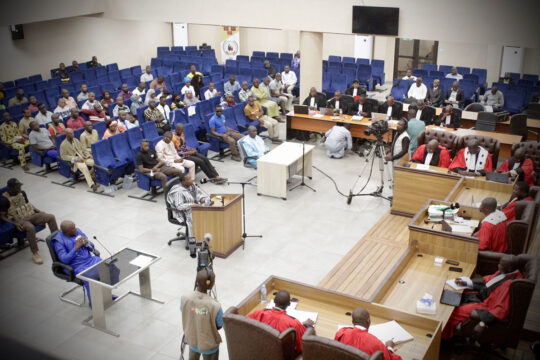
[91,139,115,168]
[110,132,132,162]
[365,98,379,113]
[302,328,380,360]
[507,201,535,254]
[509,113,529,141]
[141,121,160,139]
[127,126,144,149]
[164,177,182,223]
[464,102,485,112]
[222,307,298,360]
[417,129,458,157]
[457,134,500,166]
[511,142,540,181]
[475,111,498,132]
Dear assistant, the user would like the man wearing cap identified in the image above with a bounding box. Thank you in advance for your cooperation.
[0,178,58,264]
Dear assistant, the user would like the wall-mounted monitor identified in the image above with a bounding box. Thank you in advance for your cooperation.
[352,6,399,36]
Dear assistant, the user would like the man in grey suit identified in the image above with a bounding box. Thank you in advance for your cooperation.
[426,79,443,107]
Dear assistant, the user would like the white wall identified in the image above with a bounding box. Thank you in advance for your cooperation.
[0,15,171,82]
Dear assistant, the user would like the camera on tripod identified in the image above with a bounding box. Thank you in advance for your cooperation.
[188,233,214,271]
[364,120,389,140]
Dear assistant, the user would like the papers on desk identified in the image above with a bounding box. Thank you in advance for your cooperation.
[312,113,324,118]
[129,254,153,268]
[265,300,317,323]
[388,120,398,127]
[446,277,473,291]
[338,321,413,345]
[415,164,430,171]
[447,218,479,234]
[351,115,363,121]
[265,299,297,310]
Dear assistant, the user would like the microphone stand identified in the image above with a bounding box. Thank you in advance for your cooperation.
[227,181,262,249]
[290,141,316,193]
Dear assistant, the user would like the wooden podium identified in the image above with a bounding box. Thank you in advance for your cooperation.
[191,194,243,258]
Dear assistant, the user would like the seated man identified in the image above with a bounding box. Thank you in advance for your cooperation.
[181,81,195,96]
[172,123,226,184]
[449,138,493,176]
[327,91,348,114]
[500,181,533,221]
[8,89,28,107]
[335,308,401,360]
[270,73,293,114]
[204,82,221,100]
[323,122,352,159]
[244,96,279,143]
[402,69,416,81]
[48,114,66,137]
[444,81,465,108]
[81,92,99,110]
[379,96,401,119]
[136,139,183,189]
[185,64,204,98]
[251,78,280,118]
[426,79,443,107]
[248,290,313,355]
[132,81,147,97]
[412,139,451,168]
[281,65,297,94]
[79,121,99,151]
[263,60,277,79]
[442,254,523,339]
[407,77,427,101]
[220,92,236,109]
[497,147,534,186]
[240,125,269,168]
[435,105,460,129]
[149,75,168,92]
[155,131,195,179]
[77,84,89,102]
[144,99,171,135]
[87,56,101,68]
[224,75,241,94]
[102,120,126,140]
[1,178,58,264]
[29,121,58,161]
[18,108,36,140]
[482,86,504,112]
[166,173,210,235]
[140,65,154,83]
[70,60,81,73]
[60,128,99,191]
[385,120,409,166]
[117,83,132,101]
[55,62,70,83]
[0,112,29,170]
[209,106,244,162]
[60,89,78,110]
[112,96,130,118]
[81,103,107,123]
[35,103,53,125]
[117,110,139,130]
[66,109,85,130]
[355,94,372,118]
[415,99,435,125]
[54,98,72,122]
[238,81,252,103]
[303,87,327,110]
[345,80,366,101]
[183,91,200,107]
[27,96,39,113]
[445,67,463,81]
[156,95,171,124]
[475,197,508,253]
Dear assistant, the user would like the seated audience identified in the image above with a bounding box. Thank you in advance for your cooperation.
[81,92,99,110]
[132,81,146,97]
[181,80,196,96]
[79,121,99,151]
[70,61,81,73]
[102,120,126,140]
[292,50,301,69]
[0,178,58,265]
[263,60,277,79]
[60,128,98,191]
[345,80,366,101]
[415,99,434,125]
[204,82,221,100]
[66,109,85,130]
[497,147,534,186]
[29,121,58,160]
[270,73,293,114]
[81,103,107,123]
[240,126,269,168]
[385,120,410,166]
[35,103,53,125]
[224,75,241,94]
[27,96,39,112]
[155,131,195,179]
[140,65,153,83]
[444,81,465,108]
[406,108,426,154]
[248,290,313,355]
[60,89,78,109]
[402,69,416,81]
[323,122,352,159]
[238,81,252,102]
[251,78,280,118]
[118,84,132,101]
[502,72,514,85]
[244,96,279,142]
[77,84,89,102]
[435,105,460,129]
[426,79,443,107]
[100,91,114,115]
[170,94,185,110]
[144,89,159,105]
[379,96,401,119]
[55,62,70,83]
[443,255,522,339]
[412,139,451,168]
[355,94,372,117]
[167,173,210,234]
[335,308,401,360]
[0,112,29,170]
[449,138,493,175]
[220,92,236,109]
[48,114,66,136]
[112,96,130,118]
[303,87,327,109]
[327,91,348,114]
[183,91,200,107]
[501,181,533,221]
[144,99,170,135]
[185,64,204,98]
[262,77,283,117]
[475,197,508,252]
[118,110,139,130]
[172,123,226,183]
[281,65,297,95]
[18,108,35,139]
[130,93,144,117]
[149,75,168,92]
[209,106,243,161]
[136,139,183,189]
[87,56,101,68]
[482,86,504,112]
[407,77,427,101]
[8,89,28,107]
[445,67,463,81]
[156,95,171,123]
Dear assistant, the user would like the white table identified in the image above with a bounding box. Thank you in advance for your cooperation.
[257,142,315,200]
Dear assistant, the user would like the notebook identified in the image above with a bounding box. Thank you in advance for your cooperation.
[486,171,509,184]
[338,321,414,345]
[440,289,462,306]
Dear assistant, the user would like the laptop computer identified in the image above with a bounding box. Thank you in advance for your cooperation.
[486,171,509,184]
[293,105,309,114]
[371,113,388,122]
[440,288,463,306]
[318,107,335,116]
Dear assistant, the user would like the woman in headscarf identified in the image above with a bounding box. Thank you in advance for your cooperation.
[144,89,158,105]
[102,119,126,139]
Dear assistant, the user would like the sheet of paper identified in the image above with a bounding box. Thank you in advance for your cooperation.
[187,106,196,117]
[286,309,318,323]
[446,277,472,291]
[415,164,430,171]
[265,299,297,310]
[129,254,154,268]
[351,115,363,121]
[450,224,475,234]
[368,321,414,345]
[312,113,324,118]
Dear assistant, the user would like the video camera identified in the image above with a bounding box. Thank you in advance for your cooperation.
[188,233,214,271]
[364,120,389,140]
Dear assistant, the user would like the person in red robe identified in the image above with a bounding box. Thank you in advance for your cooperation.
[442,254,523,339]
[247,290,314,355]
[475,197,508,253]
[449,138,493,175]
[497,147,535,186]
[411,139,451,168]
[335,308,402,360]
[501,181,534,221]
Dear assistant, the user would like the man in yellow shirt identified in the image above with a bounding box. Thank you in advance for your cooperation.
[250,78,280,118]
[59,128,98,191]
[244,96,279,142]
[0,112,29,170]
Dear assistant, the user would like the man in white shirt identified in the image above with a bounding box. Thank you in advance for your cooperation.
[204,82,221,100]
[445,67,463,81]
[35,103,53,125]
[117,110,139,130]
[181,81,196,97]
[240,126,269,168]
[112,96,130,118]
[402,69,417,81]
[132,81,146,97]
[156,96,171,124]
[54,98,71,122]
[407,77,427,101]
[224,75,241,94]
[269,73,293,113]
[77,84,89,102]
[140,65,153,83]
[155,131,195,179]
[82,92,99,110]
[281,65,297,95]
[323,123,352,159]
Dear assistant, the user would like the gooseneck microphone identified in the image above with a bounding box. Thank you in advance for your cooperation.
[346,190,353,205]
[93,236,117,264]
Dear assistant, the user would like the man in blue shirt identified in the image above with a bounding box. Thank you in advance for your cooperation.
[405,108,426,155]
[209,105,244,161]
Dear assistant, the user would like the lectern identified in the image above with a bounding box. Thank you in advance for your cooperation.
[191,193,243,258]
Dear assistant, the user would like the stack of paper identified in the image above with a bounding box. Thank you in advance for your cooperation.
[129,254,153,268]
[446,277,472,291]
[265,299,297,310]
[338,321,413,345]
[264,300,317,323]
[351,115,363,121]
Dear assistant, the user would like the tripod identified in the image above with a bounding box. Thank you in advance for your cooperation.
[228,181,262,249]
[290,141,316,193]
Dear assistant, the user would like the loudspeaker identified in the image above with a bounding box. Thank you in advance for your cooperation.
[10,25,24,40]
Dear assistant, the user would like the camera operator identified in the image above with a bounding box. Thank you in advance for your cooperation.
[181,270,223,360]
[385,119,409,167]
[167,173,211,236]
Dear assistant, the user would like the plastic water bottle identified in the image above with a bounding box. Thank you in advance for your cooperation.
[260,284,267,303]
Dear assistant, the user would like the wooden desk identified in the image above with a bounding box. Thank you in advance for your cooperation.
[461,115,540,140]
[237,276,443,360]
[191,194,243,258]
[257,142,314,200]
[287,111,394,142]
[445,177,513,207]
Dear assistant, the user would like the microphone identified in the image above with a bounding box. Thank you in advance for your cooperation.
[203,233,213,243]
[79,236,98,256]
[93,236,117,265]
[346,190,353,205]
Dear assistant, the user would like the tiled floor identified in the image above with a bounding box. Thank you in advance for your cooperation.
[0,120,394,360]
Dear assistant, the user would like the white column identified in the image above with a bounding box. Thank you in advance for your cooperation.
[299,31,323,102]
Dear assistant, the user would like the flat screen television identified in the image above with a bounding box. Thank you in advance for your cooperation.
[352,6,399,36]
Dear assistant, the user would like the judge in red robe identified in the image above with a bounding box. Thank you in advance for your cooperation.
[247,290,312,354]
[449,138,493,175]
[442,254,523,339]
[411,139,451,168]
[335,308,402,360]
[501,181,534,221]
[476,197,508,253]
[497,147,535,187]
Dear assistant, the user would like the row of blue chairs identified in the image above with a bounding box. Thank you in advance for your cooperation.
[411,68,487,86]
[323,58,385,88]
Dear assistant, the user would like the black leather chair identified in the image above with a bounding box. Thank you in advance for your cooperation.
[511,142,540,185]
[464,102,485,112]
[510,113,539,142]
[457,134,500,166]
[46,231,96,306]
[164,178,189,247]
[365,98,379,113]
[302,327,383,360]
[474,111,498,132]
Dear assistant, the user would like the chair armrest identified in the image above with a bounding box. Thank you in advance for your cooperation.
[93,164,112,174]
[52,261,77,281]
[94,249,100,257]
[527,130,539,141]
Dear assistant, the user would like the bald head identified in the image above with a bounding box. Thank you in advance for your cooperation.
[480,197,497,215]
[274,290,291,309]
[195,269,215,292]
[426,139,439,153]
[467,138,480,154]
[60,220,77,237]
[513,147,526,162]
[352,308,371,328]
